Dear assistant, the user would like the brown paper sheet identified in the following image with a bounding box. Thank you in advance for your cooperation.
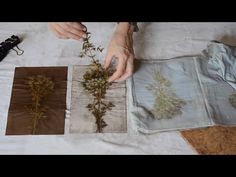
[6,67,67,135]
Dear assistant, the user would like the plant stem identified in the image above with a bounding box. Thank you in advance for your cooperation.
[96,88,102,133]
[32,95,39,134]
[81,32,113,133]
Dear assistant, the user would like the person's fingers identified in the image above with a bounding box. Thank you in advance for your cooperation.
[50,25,69,39]
[104,52,114,69]
[57,24,86,40]
[55,32,70,39]
[53,24,69,35]
[108,56,127,82]
[114,72,131,82]
[62,23,87,38]
[55,25,81,40]
[66,31,84,40]
[65,27,86,39]
[114,57,134,82]
[66,22,87,31]
[49,23,60,36]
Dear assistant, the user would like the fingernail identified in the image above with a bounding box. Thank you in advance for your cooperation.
[83,27,87,31]
[82,34,87,38]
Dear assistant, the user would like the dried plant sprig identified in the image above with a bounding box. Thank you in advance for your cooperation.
[147,72,186,119]
[229,93,236,109]
[26,75,54,134]
[79,32,104,61]
[80,32,115,133]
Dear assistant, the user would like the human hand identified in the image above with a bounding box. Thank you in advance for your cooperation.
[104,22,135,82]
[49,22,87,40]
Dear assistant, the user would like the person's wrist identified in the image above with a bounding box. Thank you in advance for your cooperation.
[116,22,134,35]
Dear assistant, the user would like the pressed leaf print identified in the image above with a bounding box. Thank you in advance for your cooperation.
[147,71,186,119]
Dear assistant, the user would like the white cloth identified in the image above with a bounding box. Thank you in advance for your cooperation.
[1,22,236,154]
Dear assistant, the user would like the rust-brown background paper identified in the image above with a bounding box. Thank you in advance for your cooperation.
[6,67,68,135]
[181,126,236,154]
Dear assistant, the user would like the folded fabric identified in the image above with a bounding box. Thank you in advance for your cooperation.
[129,42,236,134]
[202,41,236,90]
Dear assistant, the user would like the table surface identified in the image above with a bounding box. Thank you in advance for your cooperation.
[0,22,236,154]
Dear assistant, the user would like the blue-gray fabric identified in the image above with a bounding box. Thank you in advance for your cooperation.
[130,42,236,134]
[202,42,236,90]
